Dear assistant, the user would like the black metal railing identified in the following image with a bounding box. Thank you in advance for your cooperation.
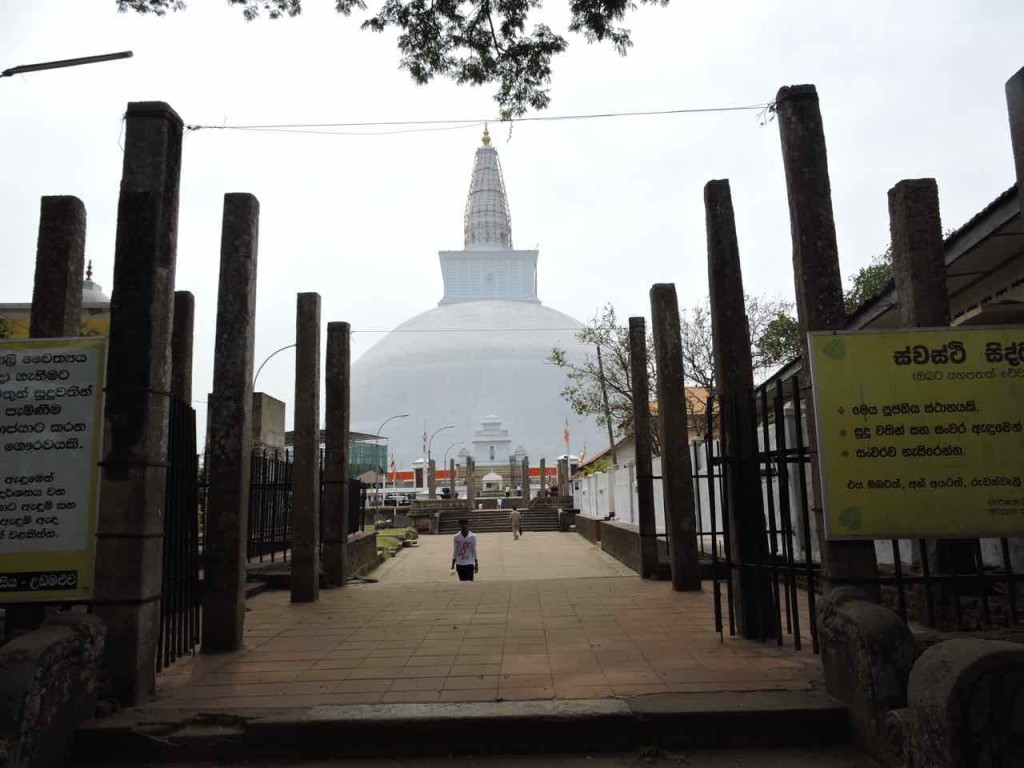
[157,396,201,672]
[248,450,294,562]
[694,370,1024,654]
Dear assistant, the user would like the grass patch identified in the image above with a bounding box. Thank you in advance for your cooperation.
[376,528,417,558]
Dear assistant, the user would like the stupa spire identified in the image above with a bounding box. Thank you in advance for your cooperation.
[463,127,512,249]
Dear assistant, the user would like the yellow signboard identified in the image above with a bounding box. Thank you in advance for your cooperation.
[809,327,1024,540]
[0,338,107,602]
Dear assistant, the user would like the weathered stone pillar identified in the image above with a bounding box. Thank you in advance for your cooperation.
[1006,66,1024,213]
[522,458,531,501]
[776,84,879,596]
[705,179,776,636]
[6,196,89,642]
[427,459,437,499]
[890,180,948,328]
[30,196,86,338]
[449,458,456,498]
[466,457,477,507]
[889,179,972,620]
[650,283,702,591]
[202,193,260,653]
[629,317,659,579]
[170,291,194,404]
[291,293,321,603]
[93,102,182,704]
[323,322,351,587]
[557,458,568,497]
[539,458,546,497]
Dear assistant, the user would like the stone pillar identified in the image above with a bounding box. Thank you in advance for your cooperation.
[202,194,259,653]
[449,458,456,498]
[890,180,948,328]
[705,179,776,637]
[30,196,85,338]
[522,458,531,502]
[650,283,702,591]
[776,84,879,596]
[291,293,321,603]
[466,457,477,507]
[428,459,437,499]
[889,179,973,620]
[629,317,659,579]
[93,102,182,704]
[170,291,194,403]
[539,458,546,497]
[6,196,89,642]
[323,322,351,587]
[557,458,567,497]
[1006,66,1024,213]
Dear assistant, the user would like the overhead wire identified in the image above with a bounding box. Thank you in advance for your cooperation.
[184,101,770,137]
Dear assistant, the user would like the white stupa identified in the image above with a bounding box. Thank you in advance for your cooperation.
[350,128,602,470]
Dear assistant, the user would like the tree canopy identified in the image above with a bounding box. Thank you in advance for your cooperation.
[117,0,668,118]
[550,297,801,452]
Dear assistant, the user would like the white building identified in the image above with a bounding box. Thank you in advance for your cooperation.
[350,128,603,469]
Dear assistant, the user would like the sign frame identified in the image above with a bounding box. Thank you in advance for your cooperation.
[808,325,1024,541]
[0,337,107,604]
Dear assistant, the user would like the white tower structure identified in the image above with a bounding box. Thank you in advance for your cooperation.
[349,129,602,472]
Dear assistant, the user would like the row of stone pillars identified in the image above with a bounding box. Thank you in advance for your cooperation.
[625,68,1024,636]
[14,100,356,704]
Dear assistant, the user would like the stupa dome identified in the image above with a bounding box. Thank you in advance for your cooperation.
[350,130,603,469]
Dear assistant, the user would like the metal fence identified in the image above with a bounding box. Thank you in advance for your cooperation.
[695,370,1024,654]
[248,450,294,562]
[157,396,201,672]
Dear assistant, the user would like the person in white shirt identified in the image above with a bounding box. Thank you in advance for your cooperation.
[451,518,479,581]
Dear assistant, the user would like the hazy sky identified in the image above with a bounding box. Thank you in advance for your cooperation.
[2,1,1022,437]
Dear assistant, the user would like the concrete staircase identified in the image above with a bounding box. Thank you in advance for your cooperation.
[438,508,560,534]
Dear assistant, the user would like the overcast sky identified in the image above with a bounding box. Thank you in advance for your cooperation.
[2,1,1022,436]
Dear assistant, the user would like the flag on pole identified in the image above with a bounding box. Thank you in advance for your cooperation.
[579,443,586,466]
[389,455,396,482]
[563,418,570,452]
[422,430,428,458]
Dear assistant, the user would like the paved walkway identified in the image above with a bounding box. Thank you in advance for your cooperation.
[371,529,637,582]
[154,533,821,709]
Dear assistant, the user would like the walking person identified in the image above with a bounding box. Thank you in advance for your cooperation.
[450,518,479,581]
[509,507,522,541]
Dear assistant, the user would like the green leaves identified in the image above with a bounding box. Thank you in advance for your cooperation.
[117,0,666,118]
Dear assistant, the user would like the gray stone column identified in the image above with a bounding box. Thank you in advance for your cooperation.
[170,291,194,403]
[291,293,321,603]
[776,84,879,596]
[1007,66,1024,213]
[889,179,972,620]
[629,316,659,579]
[890,180,949,328]
[31,196,86,338]
[522,458,531,502]
[202,193,260,653]
[466,457,477,507]
[323,322,351,587]
[650,283,702,591]
[93,102,182,704]
[428,459,437,499]
[449,458,456,498]
[6,196,88,642]
[539,458,546,497]
[705,179,776,636]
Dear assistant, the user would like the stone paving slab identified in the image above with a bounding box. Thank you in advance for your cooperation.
[153,534,820,709]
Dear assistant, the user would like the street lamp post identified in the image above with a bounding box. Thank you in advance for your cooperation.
[375,413,409,493]
[427,425,455,462]
[1,51,133,80]
[253,343,296,388]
